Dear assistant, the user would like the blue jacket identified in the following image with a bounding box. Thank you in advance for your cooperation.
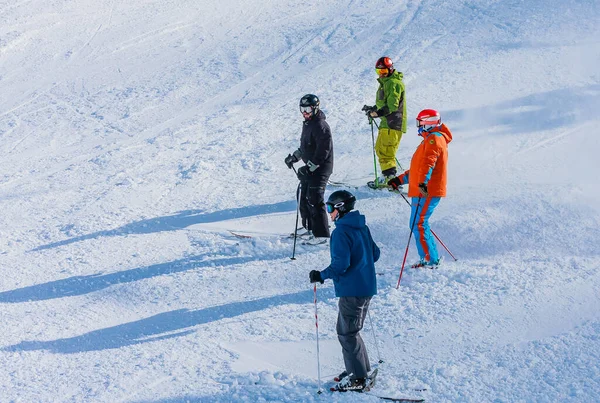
[320,210,380,297]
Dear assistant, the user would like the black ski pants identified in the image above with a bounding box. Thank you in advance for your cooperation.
[299,174,330,238]
[337,296,372,379]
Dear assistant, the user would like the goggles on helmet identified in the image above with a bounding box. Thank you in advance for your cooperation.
[326,201,345,213]
[300,106,313,113]
[375,68,389,76]
[416,117,441,128]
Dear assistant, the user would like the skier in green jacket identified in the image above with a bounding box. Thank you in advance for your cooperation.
[364,56,407,188]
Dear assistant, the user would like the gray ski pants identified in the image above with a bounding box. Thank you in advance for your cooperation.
[336,296,372,379]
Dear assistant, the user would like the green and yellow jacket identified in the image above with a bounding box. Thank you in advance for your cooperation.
[375,70,407,132]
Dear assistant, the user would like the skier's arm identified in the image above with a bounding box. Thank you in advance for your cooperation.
[385,81,402,114]
[376,81,402,117]
[398,170,409,185]
[320,231,351,281]
[309,123,332,171]
[417,138,441,185]
[367,227,380,263]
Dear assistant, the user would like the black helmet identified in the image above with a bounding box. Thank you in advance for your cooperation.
[299,94,320,117]
[326,190,356,220]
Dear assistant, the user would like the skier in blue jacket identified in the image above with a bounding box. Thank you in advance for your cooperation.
[309,190,380,392]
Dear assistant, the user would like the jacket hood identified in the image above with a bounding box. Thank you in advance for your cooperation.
[426,123,453,144]
[306,109,326,122]
[377,70,403,84]
[335,210,365,229]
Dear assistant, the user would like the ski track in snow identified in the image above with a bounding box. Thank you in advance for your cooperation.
[0,0,599,401]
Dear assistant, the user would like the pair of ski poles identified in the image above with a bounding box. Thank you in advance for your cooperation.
[395,192,458,288]
[367,115,457,286]
[313,283,384,394]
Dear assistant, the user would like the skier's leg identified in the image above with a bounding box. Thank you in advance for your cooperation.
[410,197,426,259]
[336,296,371,379]
[299,179,310,230]
[375,128,402,176]
[414,197,441,262]
[306,175,330,238]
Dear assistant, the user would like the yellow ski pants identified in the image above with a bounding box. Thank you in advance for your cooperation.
[375,127,403,173]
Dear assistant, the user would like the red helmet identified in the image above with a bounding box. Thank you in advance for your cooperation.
[375,57,394,76]
[375,57,393,69]
[416,109,441,131]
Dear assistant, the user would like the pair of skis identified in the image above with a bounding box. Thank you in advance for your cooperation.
[328,179,407,194]
[327,368,425,402]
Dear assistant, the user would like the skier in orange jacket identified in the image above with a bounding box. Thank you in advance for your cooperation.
[388,109,452,268]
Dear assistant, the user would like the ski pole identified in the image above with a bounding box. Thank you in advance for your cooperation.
[395,157,404,172]
[398,192,457,261]
[367,309,383,364]
[290,169,301,260]
[369,117,378,184]
[397,196,421,288]
[313,283,323,394]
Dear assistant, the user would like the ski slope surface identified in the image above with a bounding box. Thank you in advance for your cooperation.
[1,0,600,401]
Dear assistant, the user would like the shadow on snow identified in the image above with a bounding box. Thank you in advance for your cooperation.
[31,200,296,251]
[0,254,271,303]
[444,84,600,135]
[2,287,335,354]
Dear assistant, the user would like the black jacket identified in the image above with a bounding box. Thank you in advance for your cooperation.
[300,110,333,176]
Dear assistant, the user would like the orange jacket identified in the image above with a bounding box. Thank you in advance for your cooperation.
[398,124,452,197]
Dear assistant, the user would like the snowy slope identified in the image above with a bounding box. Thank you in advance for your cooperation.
[1,0,600,401]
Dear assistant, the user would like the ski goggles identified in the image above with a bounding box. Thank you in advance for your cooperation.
[326,202,344,213]
[375,68,389,76]
[300,106,313,113]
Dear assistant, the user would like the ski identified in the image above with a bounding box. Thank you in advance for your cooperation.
[228,230,253,239]
[367,180,407,194]
[411,257,443,269]
[301,238,328,246]
[327,369,425,402]
[333,372,347,382]
[328,180,359,189]
[228,230,294,240]
[288,229,312,239]
[367,179,387,190]
[330,368,378,392]
[371,396,424,403]
[329,179,408,195]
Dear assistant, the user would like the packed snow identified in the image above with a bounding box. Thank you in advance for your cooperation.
[1,0,599,401]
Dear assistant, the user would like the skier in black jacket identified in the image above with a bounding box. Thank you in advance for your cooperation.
[285,94,334,245]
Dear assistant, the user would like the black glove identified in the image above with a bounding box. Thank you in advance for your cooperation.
[418,183,429,197]
[297,165,311,180]
[309,270,324,284]
[284,149,301,169]
[387,176,403,190]
[285,154,297,169]
[362,105,377,116]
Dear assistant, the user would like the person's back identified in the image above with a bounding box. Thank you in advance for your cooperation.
[376,69,406,132]
[309,191,380,392]
[321,210,378,297]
